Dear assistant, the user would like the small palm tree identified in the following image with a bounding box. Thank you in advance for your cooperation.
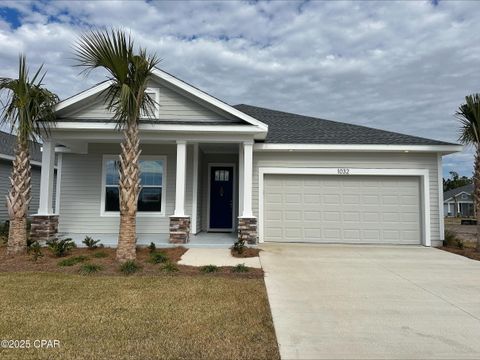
[456,93,480,251]
[0,55,58,254]
[74,29,159,262]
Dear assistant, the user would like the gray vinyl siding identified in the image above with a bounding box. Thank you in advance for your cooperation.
[0,160,47,222]
[252,152,442,245]
[66,80,236,123]
[58,143,194,235]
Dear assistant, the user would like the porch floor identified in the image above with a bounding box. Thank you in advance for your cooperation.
[155,231,237,248]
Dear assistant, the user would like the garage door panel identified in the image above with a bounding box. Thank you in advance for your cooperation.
[264,175,421,244]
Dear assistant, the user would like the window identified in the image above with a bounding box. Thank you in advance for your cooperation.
[214,170,230,182]
[102,156,166,216]
[140,88,160,119]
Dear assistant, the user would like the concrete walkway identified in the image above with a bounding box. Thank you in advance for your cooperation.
[178,248,261,268]
[260,244,480,359]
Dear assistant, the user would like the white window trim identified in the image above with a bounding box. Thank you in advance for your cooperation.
[140,87,160,119]
[258,167,431,246]
[100,154,167,217]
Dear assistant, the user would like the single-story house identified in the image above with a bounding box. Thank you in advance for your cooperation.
[443,184,474,217]
[0,131,47,223]
[30,68,462,247]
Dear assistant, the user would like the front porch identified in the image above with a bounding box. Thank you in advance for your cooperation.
[32,138,258,247]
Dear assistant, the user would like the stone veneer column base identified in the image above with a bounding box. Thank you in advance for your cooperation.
[238,217,257,244]
[169,216,190,244]
[30,215,59,243]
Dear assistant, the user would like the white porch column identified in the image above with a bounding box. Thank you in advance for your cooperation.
[241,141,254,218]
[174,140,187,216]
[191,143,199,233]
[238,143,244,216]
[37,140,56,215]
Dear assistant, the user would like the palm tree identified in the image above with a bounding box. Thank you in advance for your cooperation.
[74,29,159,262]
[457,93,480,251]
[0,55,58,254]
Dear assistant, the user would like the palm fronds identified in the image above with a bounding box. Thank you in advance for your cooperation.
[456,94,480,145]
[73,28,160,129]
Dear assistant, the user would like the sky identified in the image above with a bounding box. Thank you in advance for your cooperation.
[0,0,478,178]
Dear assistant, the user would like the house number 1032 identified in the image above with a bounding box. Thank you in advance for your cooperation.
[337,168,350,175]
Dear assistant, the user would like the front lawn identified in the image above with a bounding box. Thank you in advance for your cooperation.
[0,272,279,359]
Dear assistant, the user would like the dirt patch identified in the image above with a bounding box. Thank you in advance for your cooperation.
[0,246,262,278]
[231,247,261,258]
[440,246,480,261]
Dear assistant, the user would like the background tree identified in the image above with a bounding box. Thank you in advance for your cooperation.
[74,29,159,262]
[457,93,480,251]
[0,55,58,254]
[443,171,472,192]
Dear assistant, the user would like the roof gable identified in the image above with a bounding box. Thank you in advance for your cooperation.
[55,69,268,131]
[443,183,473,201]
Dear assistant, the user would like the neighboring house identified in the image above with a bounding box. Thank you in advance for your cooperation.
[0,131,57,223]
[443,184,474,217]
[32,68,462,247]
[0,131,42,223]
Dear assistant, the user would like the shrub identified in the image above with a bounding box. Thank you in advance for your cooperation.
[232,239,245,254]
[79,263,103,275]
[200,264,218,273]
[161,261,179,273]
[120,260,141,275]
[148,242,156,253]
[47,238,76,257]
[232,263,249,273]
[93,251,108,258]
[83,236,101,250]
[444,229,459,248]
[149,251,167,264]
[29,241,43,262]
[456,239,465,250]
[0,221,9,245]
[58,256,88,267]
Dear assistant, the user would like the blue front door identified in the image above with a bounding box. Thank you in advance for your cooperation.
[209,166,234,230]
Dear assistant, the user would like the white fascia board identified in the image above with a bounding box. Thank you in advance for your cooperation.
[0,153,42,167]
[55,81,113,112]
[52,122,263,133]
[254,143,463,154]
[151,69,268,132]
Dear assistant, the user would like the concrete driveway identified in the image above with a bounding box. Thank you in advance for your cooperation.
[260,244,480,359]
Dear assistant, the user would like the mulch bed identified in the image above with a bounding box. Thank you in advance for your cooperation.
[0,245,263,278]
[439,246,480,261]
[231,247,261,258]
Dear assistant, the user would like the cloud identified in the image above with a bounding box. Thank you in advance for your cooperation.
[0,0,478,176]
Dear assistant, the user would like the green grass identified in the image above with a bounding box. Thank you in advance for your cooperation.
[148,251,167,264]
[232,263,249,273]
[0,273,279,359]
[93,251,108,258]
[200,264,218,273]
[119,260,141,275]
[79,263,103,275]
[58,256,89,267]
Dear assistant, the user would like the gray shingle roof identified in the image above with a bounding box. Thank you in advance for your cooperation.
[443,183,473,201]
[234,104,456,145]
[0,131,42,162]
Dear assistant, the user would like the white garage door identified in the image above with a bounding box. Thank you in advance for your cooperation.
[263,175,422,244]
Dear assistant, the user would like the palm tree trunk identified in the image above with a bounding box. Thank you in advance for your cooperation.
[475,146,480,252]
[6,140,31,255]
[116,121,141,262]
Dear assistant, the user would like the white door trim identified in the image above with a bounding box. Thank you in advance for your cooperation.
[207,163,237,232]
[258,167,431,246]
